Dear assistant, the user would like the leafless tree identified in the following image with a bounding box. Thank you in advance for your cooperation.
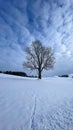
[23,40,55,79]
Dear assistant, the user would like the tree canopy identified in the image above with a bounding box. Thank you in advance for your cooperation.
[23,40,55,79]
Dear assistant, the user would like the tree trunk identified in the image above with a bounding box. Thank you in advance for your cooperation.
[38,70,41,79]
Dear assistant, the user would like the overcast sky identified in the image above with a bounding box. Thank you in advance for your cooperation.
[0,0,73,76]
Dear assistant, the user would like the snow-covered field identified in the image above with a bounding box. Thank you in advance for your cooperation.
[0,74,73,130]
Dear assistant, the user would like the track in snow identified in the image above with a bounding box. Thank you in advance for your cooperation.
[30,96,37,130]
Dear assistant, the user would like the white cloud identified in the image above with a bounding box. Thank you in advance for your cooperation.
[0,0,73,76]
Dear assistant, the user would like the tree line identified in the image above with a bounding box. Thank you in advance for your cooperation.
[0,71,27,77]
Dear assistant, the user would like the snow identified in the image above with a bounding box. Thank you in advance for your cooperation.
[0,74,73,130]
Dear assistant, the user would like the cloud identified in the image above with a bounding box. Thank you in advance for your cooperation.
[0,0,73,76]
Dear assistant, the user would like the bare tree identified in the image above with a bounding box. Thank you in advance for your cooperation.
[23,40,55,79]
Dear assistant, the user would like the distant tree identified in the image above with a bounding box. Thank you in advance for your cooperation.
[3,71,27,77]
[23,40,55,79]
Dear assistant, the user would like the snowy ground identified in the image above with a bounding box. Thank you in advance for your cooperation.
[0,74,73,130]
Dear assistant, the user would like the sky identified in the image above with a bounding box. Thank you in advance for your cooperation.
[0,0,73,76]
